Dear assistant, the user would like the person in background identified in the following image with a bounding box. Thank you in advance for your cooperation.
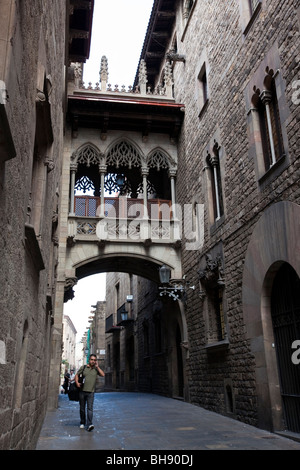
[75,354,105,432]
[69,369,75,385]
[63,369,70,394]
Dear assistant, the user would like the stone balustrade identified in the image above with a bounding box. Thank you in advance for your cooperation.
[71,55,174,99]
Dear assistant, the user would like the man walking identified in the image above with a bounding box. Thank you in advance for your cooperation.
[75,354,105,431]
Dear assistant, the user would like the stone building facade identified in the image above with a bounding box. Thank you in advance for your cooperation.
[1,0,299,449]
[105,271,186,399]
[62,315,77,371]
[0,0,66,449]
[0,0,94,450]
[129,0,300,434]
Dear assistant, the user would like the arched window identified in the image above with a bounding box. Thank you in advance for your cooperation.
[106,140,141,169]
[252,69,285,171]
[271,263,300,433]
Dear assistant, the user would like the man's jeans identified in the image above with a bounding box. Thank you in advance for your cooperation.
[79,391,94,427]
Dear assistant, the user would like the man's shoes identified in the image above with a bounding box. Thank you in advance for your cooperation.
[80,424,85,429]
[87,425,94,432]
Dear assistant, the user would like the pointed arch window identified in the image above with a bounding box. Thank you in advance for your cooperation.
[70,143,103,215]
[106,140,141,169]
[74,143,102,167]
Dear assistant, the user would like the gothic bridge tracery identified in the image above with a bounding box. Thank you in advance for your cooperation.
[64,138,183,301]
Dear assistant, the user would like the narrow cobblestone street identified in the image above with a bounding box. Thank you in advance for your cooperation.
[36,392,300,452]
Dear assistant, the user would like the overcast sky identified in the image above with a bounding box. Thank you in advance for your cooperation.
[64,0,154,348]
[83,0,154,87]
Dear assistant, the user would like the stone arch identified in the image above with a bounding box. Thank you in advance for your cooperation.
[73,251,175,284]
[242,201,300,431]
[71,142,103,167]
[70,142,104,205]
[105,138,143,169]
[146,147,176,172]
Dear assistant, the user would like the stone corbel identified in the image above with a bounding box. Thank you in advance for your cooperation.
[64,277,78,302]
[67,235,76,247]
[165,49,186,63]
[36,91,46,103]
[69,30,89,44]
[52,236,59,247]
[45,156,55,172]
[198,253,225,298]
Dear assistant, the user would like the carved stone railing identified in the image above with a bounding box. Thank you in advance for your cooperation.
[70,55,174,99]
[67,197,181,244]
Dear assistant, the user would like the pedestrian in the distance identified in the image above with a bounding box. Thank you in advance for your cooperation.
[63,369,70,394]
[75,354,105,432]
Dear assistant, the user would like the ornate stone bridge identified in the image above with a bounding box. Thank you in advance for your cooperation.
[49,55,186,409]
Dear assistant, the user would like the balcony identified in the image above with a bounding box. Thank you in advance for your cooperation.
[74,196,172,219]
[68,196,180,243]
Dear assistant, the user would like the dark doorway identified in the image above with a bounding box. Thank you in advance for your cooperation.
[271,263,300,433]
[176,325,184,398]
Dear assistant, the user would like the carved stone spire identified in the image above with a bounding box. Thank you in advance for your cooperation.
[138,59,148,95]
[100,56,108,91]
[164,62,174,98]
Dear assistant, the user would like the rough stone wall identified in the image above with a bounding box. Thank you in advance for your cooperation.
[0,1,66,449]
[173,0,300,426]
[135,277,169,395]
[105,272,134,390]
[105,272,170,395]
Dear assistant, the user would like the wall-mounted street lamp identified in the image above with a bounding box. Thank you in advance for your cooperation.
[120,305,128,322]
[158,265,195,301]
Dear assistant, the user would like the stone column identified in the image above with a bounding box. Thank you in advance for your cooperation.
[141,167,149,239]
[141,167,149,218]
[138,60,148,95]
[260,90,276,166]
[69,163,77,215]
[99,164,107,217]
[207,154,221,220]
[169,169,177,218]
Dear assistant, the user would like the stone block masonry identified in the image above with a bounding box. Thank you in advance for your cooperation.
[173,0,300,430]
[0,1,66,450]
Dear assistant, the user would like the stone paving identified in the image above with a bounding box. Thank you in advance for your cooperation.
[36,392,300,452]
